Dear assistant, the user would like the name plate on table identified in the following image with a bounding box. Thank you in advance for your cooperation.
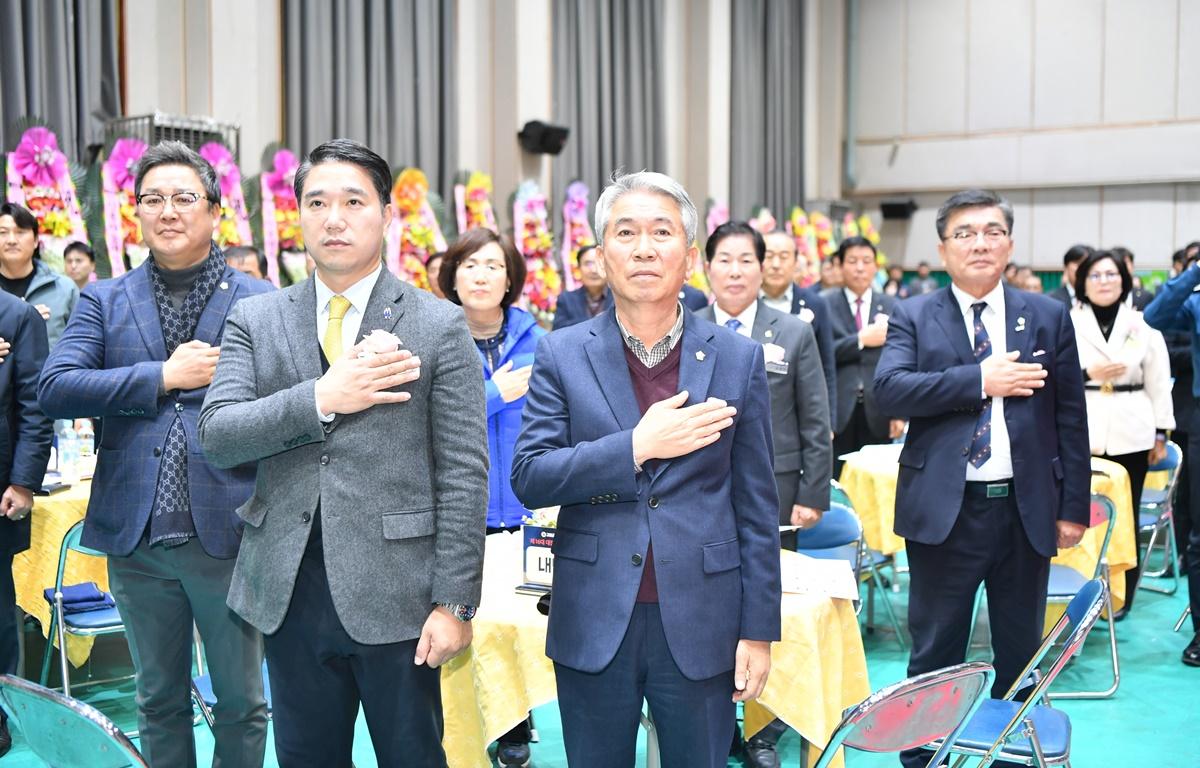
[780,550,860,601]
[518,525,555,595]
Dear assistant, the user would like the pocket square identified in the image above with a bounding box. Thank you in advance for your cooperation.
[1032,349,1046,358]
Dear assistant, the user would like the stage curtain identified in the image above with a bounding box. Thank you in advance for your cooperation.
[550,0,665,214]
[0,0,121,162]
[283,0,457,201]
[730,0,806,220]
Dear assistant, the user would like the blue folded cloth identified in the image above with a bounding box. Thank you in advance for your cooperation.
[42,582,116,613]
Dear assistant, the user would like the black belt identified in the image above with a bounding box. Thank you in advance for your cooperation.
[1084,383,1143,393]
[964,480,1013,499]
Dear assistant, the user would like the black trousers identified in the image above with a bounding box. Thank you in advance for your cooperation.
[1101,450,1149,611]
[0,552,15,725]
[265,530,446,767]
[900,489,1049,768]
[833,400,889,477]
[1187,423,1200,632]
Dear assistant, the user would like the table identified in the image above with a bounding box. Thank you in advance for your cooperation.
[443,532,871,768]
[13,481,105,667]
[839,445,1138,610]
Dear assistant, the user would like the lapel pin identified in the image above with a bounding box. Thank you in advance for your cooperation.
[1015,315,1026,332]
[696,350,706,362]
[219,281,228,290]
[764,329,774,339]
[383,307,393,321]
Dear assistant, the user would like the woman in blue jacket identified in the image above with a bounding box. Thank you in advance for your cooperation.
[437,227,544,765]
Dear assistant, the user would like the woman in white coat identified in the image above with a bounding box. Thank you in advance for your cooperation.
[1071,249,1174,617]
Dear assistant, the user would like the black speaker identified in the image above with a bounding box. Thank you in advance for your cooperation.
[880,198,918,220]
[518,121,570,155]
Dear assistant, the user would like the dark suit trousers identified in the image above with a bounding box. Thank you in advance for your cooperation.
[1101,451,1149,611]
[833,400,889,476]
[1187,424,1200,632]
[554,603,735,768]
[107,538,267,768]
[0,552,15,725]
[900,491,1048,768]
[264,521,446,768]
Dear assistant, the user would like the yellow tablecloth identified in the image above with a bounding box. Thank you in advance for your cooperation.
[839,446,1138,610]
[444,533,871,768]
[13,481,105,667]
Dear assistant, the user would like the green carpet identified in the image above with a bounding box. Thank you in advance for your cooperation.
[6,573,1193,766]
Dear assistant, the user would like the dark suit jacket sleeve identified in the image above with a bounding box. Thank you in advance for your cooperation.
[198,301,328,468]
[551,292,580,331]
[732,345,782,641]
[1051,304,1091,526]
[9,304,52,490]
[873,300,985,418]
[1144,266,1200,334]
[38,286,164,420]
[793,328,832,510]
[807,292,838,422]
[681,284,709,311]
[510,335,640,509]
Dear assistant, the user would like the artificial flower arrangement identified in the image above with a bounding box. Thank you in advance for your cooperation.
[199,143,257,273]
[748,206,777,234]
[260,148,305,284]
[559,180,595,291]
[809,211,838,260]
[454,170,498,234]
[385,168,446,290]
[5,126,88,265]
[100,138,148,275]
[705,198,729,237]
[513,180,561,325]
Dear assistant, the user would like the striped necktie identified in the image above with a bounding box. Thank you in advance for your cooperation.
[968,302,992,468]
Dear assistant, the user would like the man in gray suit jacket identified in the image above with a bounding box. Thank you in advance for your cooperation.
[200,140,488,767]
[698,220,832,768]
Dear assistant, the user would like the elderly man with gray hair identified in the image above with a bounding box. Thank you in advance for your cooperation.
[512,171,781,767]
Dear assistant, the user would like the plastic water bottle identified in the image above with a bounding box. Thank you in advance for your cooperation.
[59,423,79,482]
[76,419,95,458]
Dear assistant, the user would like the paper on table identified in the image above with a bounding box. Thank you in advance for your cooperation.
[780,550,860,601]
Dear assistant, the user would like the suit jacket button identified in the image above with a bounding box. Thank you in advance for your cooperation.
[961,447,969,456]
[153,447,162,457]
[301,511,311,523]
[631,553,643,566]
[648,496,659,509]
[174,402,184,412]
[320,455,330,465]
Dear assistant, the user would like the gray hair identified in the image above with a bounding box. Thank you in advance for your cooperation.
[935,189,1014,240]
[594,170,698,246]
[134,141,222,205]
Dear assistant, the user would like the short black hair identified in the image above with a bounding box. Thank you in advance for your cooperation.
[705,221,765,264]
[831,236,877,264]
[63,240,95,263]
[439,228,526,310]
[425,250,446,267]
[1110,246,1134,266]
[935,189,1014,240]
[577,243,598,261]
[224,244,267,277]
[294,139,392,208]
[134,141,221,205]
[0,202,41,260]
[1075,249,1132,305]
[1063,244,1092,267]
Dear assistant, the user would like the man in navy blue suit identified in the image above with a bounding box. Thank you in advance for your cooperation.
[873,189,1090,768]
[552,244,612,330]
[39,142,268,768]
[512,171,781,768]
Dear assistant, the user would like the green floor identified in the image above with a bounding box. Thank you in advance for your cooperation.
[6,572,1195,767]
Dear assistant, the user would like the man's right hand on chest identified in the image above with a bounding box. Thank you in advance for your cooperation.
[632,390,737,465]
[162,340,220,392]
[314,345,421,417]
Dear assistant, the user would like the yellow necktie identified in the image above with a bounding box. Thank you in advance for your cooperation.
[323,295,351,362]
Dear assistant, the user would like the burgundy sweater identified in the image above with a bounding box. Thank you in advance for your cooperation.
[623,342,683,603]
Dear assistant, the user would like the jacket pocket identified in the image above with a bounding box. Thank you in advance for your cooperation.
[898,447,926,469]
[703,537,741,574]
[382,508,435,540]
[235,497,268,528]
[551,529,599,563]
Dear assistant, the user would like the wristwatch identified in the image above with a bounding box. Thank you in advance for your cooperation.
[437,602,476,622]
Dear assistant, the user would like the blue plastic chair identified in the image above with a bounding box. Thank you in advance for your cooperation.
[811,661,995,768]
[0,674,148,767]
[794,501,864,608]
[1138,440,1182,595]
[38,521,128,698]
[936,579,1107,768]
[191,661,273,727]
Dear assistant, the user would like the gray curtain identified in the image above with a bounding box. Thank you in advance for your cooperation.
[283,0,456,201]
[730,0,805,220]
[551,0,665,218]
[0,0,121,161]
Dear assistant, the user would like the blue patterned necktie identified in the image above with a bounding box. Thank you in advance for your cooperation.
[725,317,742,332]
[969,302,992,468]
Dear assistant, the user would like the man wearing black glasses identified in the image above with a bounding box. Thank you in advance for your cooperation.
[39,141,269,768]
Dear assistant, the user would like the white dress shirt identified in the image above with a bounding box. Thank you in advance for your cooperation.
[761,286,793,315]
[314,265,382,419]
[950,282,1013,481]
[713,300,758,338]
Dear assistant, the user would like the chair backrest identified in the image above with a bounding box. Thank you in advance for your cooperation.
[830,478,852,509]
[795,501,864,580]
[1084,494,1118,580]
[53,520,106,594]
[1148,440,1184,510]
[814,662,995,768]
[0,674,148,767]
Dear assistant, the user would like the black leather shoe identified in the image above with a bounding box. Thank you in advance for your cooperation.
[497,741,531,767]
[742,737,781,768]
[1112,607,1129,622]
[1183,633,1200,667]
[0,720,11,757]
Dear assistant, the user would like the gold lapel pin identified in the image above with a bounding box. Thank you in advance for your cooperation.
[696,350,706,362]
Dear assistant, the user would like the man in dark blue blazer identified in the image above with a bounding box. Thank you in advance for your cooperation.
[873,190,1090,768]
[552,244,612,330]
[512,171,781,768]
[0,291,52,755]
[38,143,269,768]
